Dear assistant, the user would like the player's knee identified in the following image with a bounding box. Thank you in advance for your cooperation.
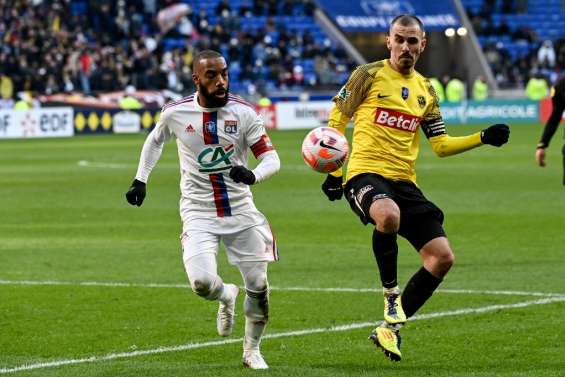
[246,276,268,293]
[244,289,269,320]
[436,251,455,274]
[190,278,220,300]
[373,211,400,233]
[370,200,400,232]
[191,279,212,297]
[379,214,399,232]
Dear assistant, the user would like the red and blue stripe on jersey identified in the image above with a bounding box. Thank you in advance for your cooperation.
[209,173,232,217]
[202,111,231,216]
[202,111,219,145]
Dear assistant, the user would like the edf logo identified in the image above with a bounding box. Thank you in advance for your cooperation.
[39,113,70,132]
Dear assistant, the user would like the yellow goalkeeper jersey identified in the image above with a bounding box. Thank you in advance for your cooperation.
[328,59,482,184]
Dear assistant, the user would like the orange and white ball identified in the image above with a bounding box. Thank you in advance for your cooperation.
[301,127,349,173]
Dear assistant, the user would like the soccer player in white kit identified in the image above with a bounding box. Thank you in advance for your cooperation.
[125,50,280,369]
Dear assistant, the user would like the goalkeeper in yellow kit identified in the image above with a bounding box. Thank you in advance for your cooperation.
[321,15,510,362]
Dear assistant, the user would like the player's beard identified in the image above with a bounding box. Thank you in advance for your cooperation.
[199,84,229,108]
[399,53,414,69]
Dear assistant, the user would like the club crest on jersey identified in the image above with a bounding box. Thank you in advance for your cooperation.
[205,121,217,134]
[401,87,409,100]
[417,95,426,108]
[224,120,238,134]
[197,144,234,173]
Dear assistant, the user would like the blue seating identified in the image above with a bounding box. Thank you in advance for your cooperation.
[463,0,564,86]
[178,0,349,92]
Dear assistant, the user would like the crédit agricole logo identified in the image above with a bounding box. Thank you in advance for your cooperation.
[197,144,234,173]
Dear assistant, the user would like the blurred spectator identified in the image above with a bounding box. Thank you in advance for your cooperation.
[525,75,549,100]
[258,95,272,107]
[446,77,465,103]
[215,0,231,16]
[79,49,94,94]
[472,76,489,101]
[512,26,536,43]
[119,86,143,109]
[537,40,556,68]
[14,92,39,111]
[0,73,14,104]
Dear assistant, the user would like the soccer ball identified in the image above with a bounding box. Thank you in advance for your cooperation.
[301,127,349,173]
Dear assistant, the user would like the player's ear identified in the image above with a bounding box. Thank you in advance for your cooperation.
[386,34,392,51]
[420,36,427,52]
[192,73,199,86]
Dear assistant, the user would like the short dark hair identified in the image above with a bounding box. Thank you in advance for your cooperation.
[192,50,224,71]
[389,14,425,34]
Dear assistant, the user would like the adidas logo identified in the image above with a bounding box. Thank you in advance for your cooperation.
[185,124,195,133]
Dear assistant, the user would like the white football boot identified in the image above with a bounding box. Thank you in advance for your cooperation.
[216,284,239,336]
[242,349,269,369]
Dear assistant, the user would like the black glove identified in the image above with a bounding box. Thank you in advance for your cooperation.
[125,179,146,207]
[229,166,256,185]
[321,174,343,201]
[481,124,510,147]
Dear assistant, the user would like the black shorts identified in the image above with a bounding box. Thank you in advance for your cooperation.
[344,173,446,251]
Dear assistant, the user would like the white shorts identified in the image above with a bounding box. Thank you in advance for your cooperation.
[180,210,279,265]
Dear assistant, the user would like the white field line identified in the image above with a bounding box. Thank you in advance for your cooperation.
[77,160,131,169]
[77,160,179,169]
[1,279,564,298]
[76,160,309,172]
[1,296,564,374]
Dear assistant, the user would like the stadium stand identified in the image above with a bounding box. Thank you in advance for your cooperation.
[462,0,565,88]
[0,0,354,103]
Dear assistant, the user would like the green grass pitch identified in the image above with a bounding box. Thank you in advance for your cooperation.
[1,124,564,376]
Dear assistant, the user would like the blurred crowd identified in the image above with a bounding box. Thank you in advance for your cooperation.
[466,0,565,89]
[0,0,353,107]
[1,0,563,108]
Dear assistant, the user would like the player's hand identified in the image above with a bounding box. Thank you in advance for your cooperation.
[229,166,256,185]
[125,179,146,206]
[322,174,343,201]
[535,147,546,167]
[481,124,510,147]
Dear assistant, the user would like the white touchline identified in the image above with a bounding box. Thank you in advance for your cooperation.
[1,279,564,298]
[77,160,131,169]
[77,160,179,169]
[1,296,564,374]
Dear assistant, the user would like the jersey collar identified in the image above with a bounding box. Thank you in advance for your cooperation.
[194,91,226,112]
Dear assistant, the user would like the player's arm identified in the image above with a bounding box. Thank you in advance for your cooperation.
[536,82,565,166]
[125,109,173,206]
[230,113,280,185]
[424,120,510,157]
[422,81,509,157]
[321,66,372,201]
[326,65,373,178]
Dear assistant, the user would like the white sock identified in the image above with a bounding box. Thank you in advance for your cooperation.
[244,317,266,351]
[218,283,235,303]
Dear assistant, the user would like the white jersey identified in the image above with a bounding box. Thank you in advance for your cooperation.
[135,93,275,218]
